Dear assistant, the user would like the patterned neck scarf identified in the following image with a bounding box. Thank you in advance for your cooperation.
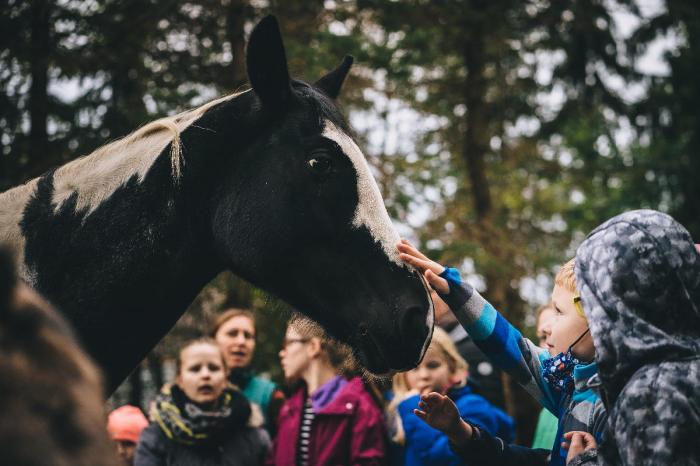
[150,383,251,445]
[541,328,591,394]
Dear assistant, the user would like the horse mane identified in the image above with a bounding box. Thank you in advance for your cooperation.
[45,89,247,215]
[0,90,248,275]
[91,90,246,181]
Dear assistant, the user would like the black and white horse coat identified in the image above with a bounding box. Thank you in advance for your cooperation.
[0,16,433,389]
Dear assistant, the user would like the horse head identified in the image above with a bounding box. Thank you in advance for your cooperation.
[201,17,433,373]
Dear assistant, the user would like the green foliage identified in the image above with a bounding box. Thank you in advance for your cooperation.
[3,0,700,408]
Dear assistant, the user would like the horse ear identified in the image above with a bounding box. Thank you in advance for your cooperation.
[246,15,292,108]
[315,55,354,99]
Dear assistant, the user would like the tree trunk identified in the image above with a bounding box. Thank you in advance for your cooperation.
[462,34,492,222]
[225,0,248,90]
[127,364,143,409]
[148,354,164,391]
[29,0,50,170]
[461,20,540,444]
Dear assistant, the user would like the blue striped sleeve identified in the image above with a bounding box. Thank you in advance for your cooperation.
[437,267,558,412]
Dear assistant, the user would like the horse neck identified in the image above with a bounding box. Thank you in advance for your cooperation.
[3,94,259,390]
[15,145,221,390]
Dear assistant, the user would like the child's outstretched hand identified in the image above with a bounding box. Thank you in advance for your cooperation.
[397,239,450,294]
[562,431,597,464]
[414,392,473,444]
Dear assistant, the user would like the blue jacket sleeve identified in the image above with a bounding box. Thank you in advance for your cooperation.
[449,424,550,466]
[438,267,560,414]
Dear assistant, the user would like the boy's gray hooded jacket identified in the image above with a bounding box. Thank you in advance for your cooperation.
[574,209,700,465]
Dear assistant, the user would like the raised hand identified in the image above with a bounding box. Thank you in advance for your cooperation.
[397,239,450,294]
[414,392,472,443]
[562,431,597,464]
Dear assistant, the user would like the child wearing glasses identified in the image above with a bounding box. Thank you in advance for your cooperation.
[398,241,606,466]
[267,314,387,466]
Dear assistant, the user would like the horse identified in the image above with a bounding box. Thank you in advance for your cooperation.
[0,16,433,391]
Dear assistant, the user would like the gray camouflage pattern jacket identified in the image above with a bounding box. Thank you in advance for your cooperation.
[572,209,700,465]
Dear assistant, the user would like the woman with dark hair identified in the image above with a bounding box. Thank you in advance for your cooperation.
[212,309,284,433]
[267,314,388,466]
[134,338,270,466]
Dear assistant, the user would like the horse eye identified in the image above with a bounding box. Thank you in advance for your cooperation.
[308,157,332,176]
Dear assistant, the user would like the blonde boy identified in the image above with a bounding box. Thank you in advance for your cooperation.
[398,241,605,466]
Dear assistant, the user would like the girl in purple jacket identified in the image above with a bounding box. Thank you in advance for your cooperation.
[267,314,388,466]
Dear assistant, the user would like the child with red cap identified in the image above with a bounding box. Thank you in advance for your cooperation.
[107,405,149,466]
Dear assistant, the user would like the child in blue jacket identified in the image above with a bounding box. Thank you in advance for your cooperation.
[397,240,606,466]
[389,327,513,466]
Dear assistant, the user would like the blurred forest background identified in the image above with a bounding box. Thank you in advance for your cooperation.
[2,0,699,442]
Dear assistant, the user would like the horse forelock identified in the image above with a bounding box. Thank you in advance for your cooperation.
[49,91,247,216]
[321,120,401,265]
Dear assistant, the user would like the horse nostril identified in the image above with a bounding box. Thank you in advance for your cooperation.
[359,323,369,338]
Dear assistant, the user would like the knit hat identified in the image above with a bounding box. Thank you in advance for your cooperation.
[107,405,149,443]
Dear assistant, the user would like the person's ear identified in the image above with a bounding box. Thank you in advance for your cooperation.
[451,368,468,385]
[307,337,322,359]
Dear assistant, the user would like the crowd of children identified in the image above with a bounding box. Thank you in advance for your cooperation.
[109,312,514,466]
[3,209,699,466]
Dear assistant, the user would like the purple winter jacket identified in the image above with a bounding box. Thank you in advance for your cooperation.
[266,377,388,466]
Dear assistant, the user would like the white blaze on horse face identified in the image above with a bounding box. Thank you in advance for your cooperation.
[322,120,402,264]
[322,120,435,354]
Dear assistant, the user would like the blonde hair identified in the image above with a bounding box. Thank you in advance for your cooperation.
[117,91,246,181]
[429,327,469,376]
[387,327,469,445]
[554,258,577,293]
[387,372,411,445]
[554,258,587,318]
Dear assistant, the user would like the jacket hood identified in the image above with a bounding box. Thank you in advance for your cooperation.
[575,209,700,404]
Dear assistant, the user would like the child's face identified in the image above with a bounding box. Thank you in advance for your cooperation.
[407,347,456,394]
[214,315,256,370]
[546,285,595,361]
[177,343,227,405]
[279,327,312,382]
[114,439,137,465]
[536,307,556,349]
